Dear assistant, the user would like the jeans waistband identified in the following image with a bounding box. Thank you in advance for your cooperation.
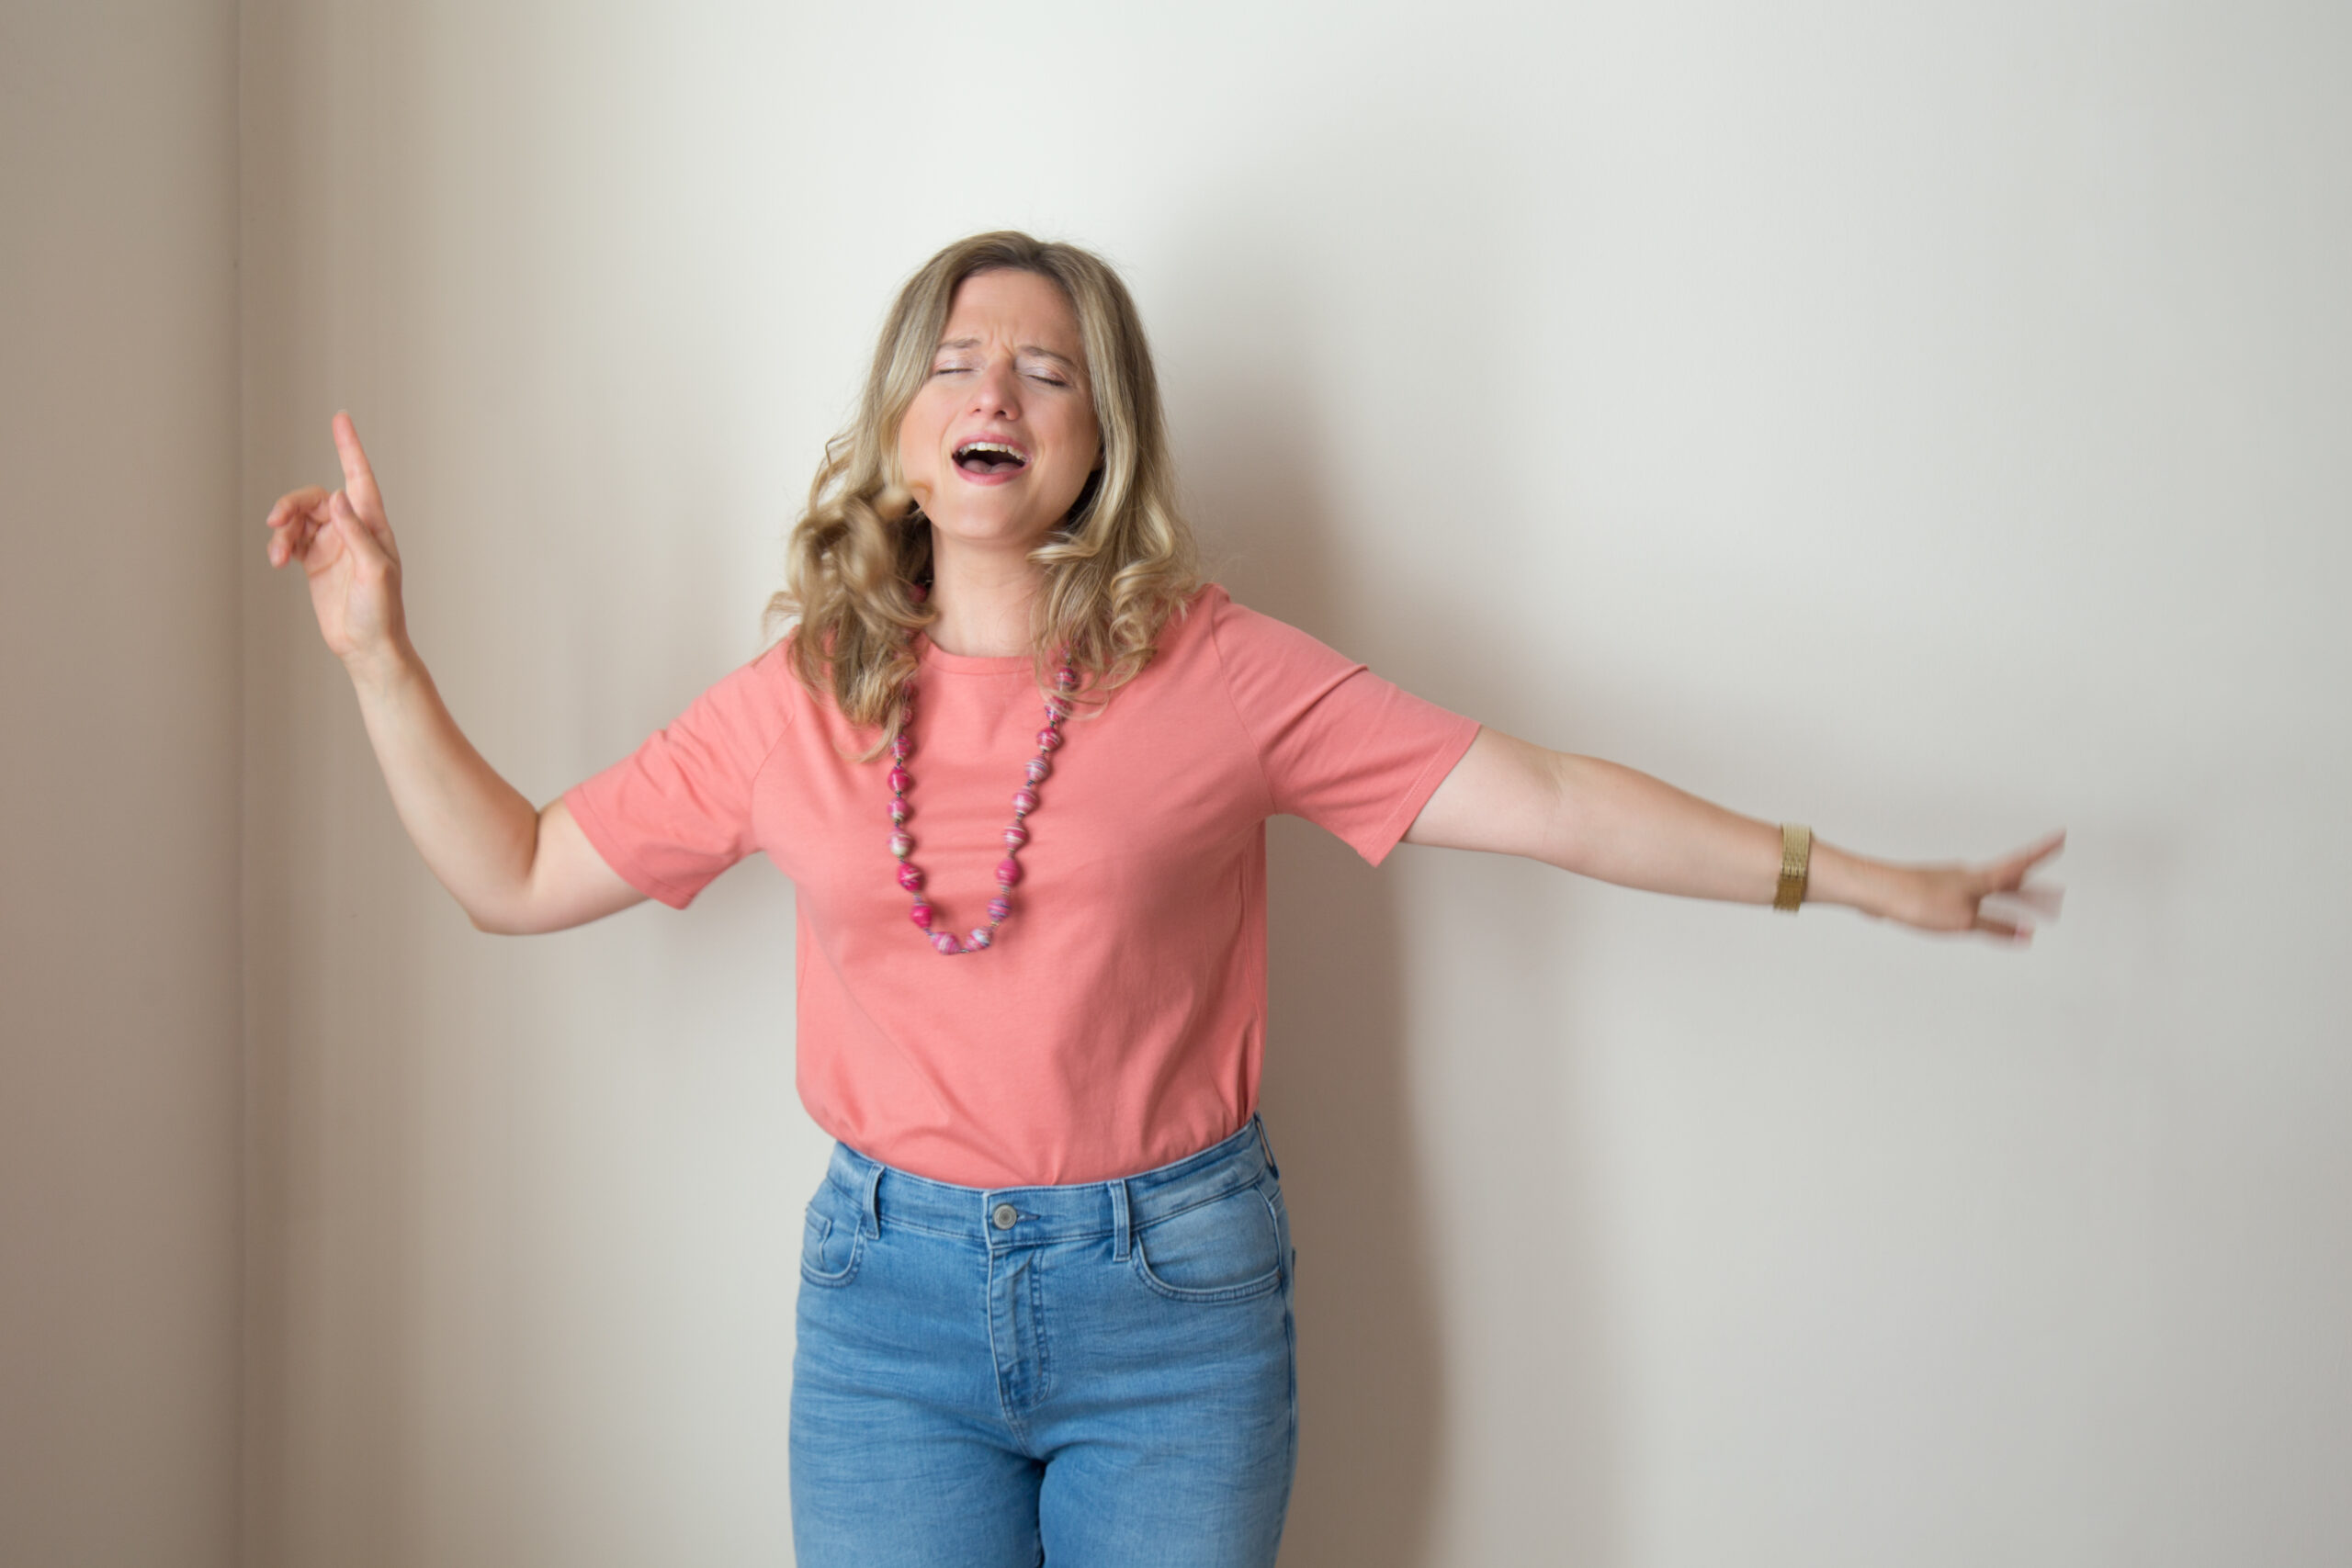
[823,1115,1279,1254]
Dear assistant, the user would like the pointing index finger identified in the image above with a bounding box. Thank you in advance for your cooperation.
[1999,829,2067,879]
[332,411,383,517]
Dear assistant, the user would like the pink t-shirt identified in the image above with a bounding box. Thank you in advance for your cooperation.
[565,584,1480,1187]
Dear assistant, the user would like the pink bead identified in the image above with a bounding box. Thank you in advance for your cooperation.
[888,766,910,794]
[892,737,910,760]
[1035,728,1063,750]
[889,832,913,858]
[967,928,992,949]
[897,864,923,892]
[932,931,961,955]
[988,896,1012,921]
[996,857,1023,886]
[909,903,933,930]
[1003,822,1028,848]
[1025,758,1050,784]
[1045,695,1072,719]
[1056,667,1077,689]
[1012,789,1039,815]
[890,802,909,825]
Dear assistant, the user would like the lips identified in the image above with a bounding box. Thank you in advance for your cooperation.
[953,438,1029,477]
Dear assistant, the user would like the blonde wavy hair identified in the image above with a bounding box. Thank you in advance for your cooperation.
[764,231,1202,756]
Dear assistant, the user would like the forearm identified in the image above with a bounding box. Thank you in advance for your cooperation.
[1545,754,1898,916]
[346,639,545,931]
[1408,728,2052,937]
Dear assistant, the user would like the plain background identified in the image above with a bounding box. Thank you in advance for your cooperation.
[5,0,2347,1563]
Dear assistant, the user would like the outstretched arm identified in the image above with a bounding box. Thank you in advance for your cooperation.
[265,412,645,935]
[1403,728,2063,943]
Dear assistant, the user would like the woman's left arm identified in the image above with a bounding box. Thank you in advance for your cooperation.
[1403,728,2064,943]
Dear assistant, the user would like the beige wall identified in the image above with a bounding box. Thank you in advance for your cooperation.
[0,2,243,1564]
[234,6,2352,1565]
[6,0,2346,1564]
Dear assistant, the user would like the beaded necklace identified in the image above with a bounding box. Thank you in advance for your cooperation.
[888,640,1078,957]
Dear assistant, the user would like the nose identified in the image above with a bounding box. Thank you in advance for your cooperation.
[967,355,1023,420]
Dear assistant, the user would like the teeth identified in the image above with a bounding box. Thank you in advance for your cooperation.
[956,441,1025,461]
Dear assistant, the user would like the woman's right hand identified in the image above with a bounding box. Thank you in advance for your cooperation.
[256,411,646,932]
[264,411,409,677]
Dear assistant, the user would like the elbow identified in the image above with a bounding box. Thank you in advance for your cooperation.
[465,900,535,937]
[465,843,550,937]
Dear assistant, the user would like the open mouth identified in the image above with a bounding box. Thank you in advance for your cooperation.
[954,440,1029,477]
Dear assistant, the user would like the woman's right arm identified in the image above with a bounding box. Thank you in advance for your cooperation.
[266,412,646,935]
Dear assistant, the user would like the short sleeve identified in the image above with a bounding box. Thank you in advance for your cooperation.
[562,644,800,909]
[1208,595,1482,866]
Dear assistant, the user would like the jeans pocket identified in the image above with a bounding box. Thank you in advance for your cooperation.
[1131,1179,1287,1303]
[800,1184,865,1289]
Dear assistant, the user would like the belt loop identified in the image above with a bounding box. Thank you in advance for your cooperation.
[860,1158,884,1239]
[1109,1178,1132,1261]
[1254,1114,1281,1179]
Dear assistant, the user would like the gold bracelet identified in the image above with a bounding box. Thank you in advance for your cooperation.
[1773,823,1812,913]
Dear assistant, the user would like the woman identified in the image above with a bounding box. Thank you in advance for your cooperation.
[265,231,2063,1567]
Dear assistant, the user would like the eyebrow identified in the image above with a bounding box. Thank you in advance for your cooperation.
[935,336,1080,371]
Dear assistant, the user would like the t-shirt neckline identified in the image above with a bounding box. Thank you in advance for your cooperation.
[913,636,1033,676]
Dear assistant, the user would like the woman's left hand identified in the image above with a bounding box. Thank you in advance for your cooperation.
[1860,829,2067,944]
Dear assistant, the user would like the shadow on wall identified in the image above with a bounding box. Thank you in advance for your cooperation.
[1155,131,1623,1564]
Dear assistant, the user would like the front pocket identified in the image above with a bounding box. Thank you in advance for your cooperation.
[1131,1182,1285,1303]
[799,1201,863,1288]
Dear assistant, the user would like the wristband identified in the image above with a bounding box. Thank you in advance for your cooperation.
[1773,823,1812,913]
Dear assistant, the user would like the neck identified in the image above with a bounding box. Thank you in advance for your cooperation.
[922,536,1044,659]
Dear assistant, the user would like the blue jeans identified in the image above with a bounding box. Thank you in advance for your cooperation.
[790,1115,1299,1566]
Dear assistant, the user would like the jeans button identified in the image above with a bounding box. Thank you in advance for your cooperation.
[991,1202,1018,1230]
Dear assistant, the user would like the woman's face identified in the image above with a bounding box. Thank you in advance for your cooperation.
[897,268,1102,561]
